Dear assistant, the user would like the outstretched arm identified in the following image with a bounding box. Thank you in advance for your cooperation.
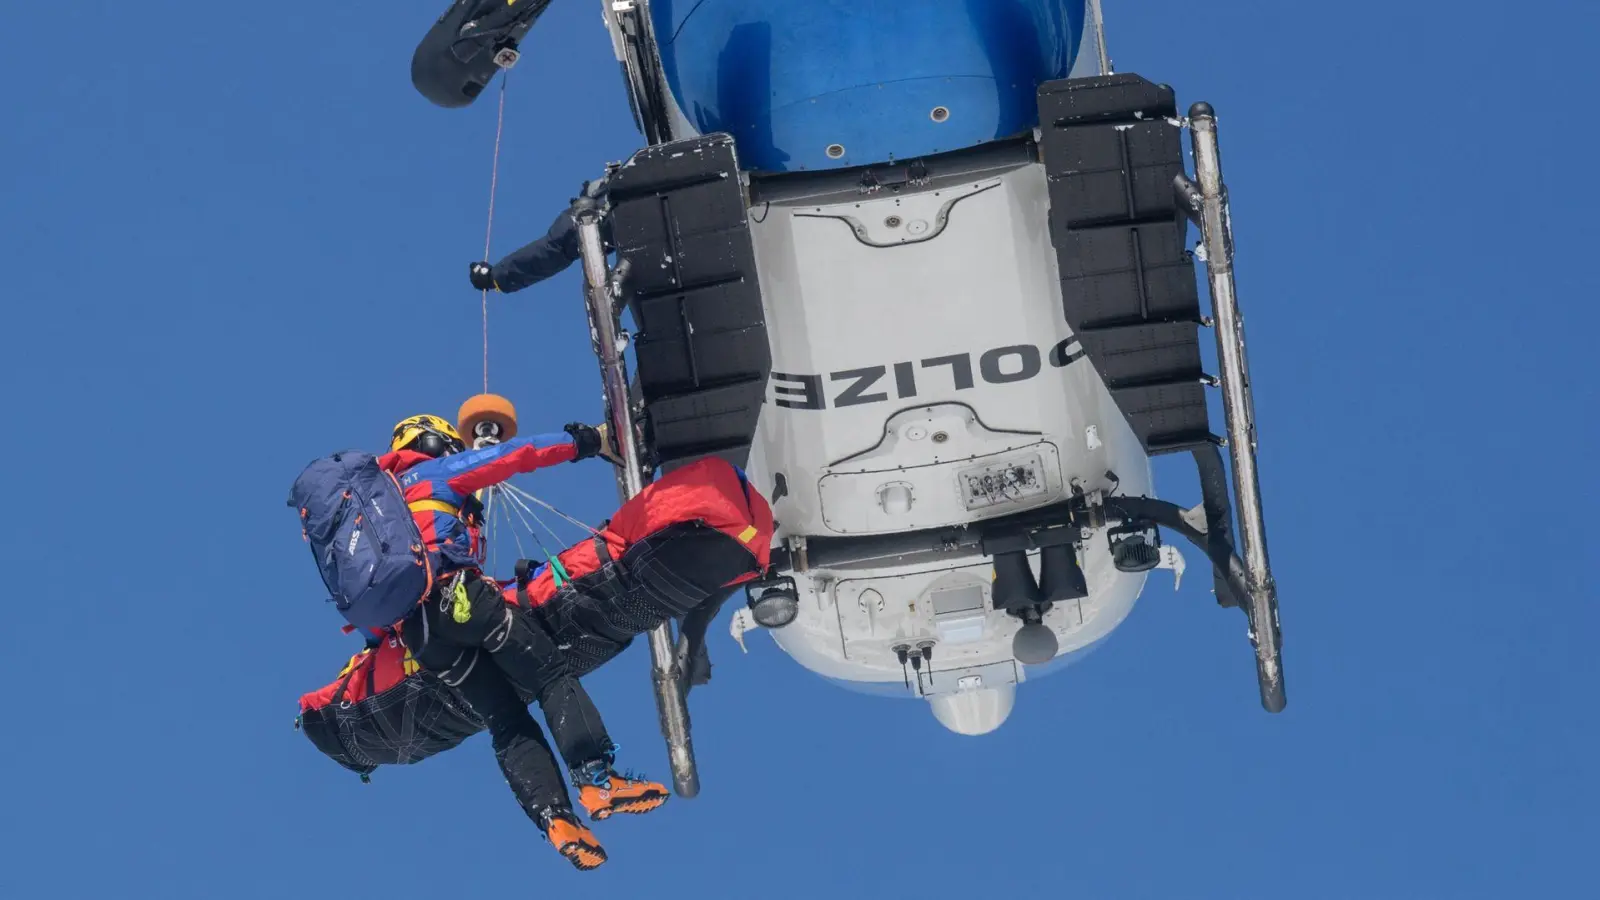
[488,207,582,293]
[476,178,613,294]
[443,427,599,495]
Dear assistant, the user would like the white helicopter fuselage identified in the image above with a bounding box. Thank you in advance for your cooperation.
[741,158,1155,732]
[588,0,1199,734]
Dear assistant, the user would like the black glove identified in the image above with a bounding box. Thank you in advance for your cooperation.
[564,422,622,465]
[469,261,497,291]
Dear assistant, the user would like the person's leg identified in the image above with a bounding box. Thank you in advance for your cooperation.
[513,556,675,820]
[542,529,744,818]
[444,653,606,869]
[528,527,758,816]
[485,604,615,772]
[600,456,774,631]
[618,523,764,624]
[488,579,671,819]
[678,586,737,691]
[399,601,606,870]
[436,574,616,773]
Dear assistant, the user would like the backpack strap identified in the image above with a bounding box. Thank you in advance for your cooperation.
[328,652,368,708]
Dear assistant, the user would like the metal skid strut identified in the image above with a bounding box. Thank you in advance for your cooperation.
[574,208,701,797]
[1038,74,1285,712]
[579,0,742,798]
[1175,104,1284,712]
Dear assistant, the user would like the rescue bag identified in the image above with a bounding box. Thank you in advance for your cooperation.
[290,451,432,631]
[297,634,483,776]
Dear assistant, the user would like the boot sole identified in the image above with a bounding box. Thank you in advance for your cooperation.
[558,842,607,870]
[585,791,669,821]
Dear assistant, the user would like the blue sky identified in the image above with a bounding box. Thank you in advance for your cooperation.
[2,2,1596,897]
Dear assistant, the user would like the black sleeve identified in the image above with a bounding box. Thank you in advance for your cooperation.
[489,206,583,293]
[677,587,736,692]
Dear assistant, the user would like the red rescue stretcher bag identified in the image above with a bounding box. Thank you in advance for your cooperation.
[296,632,483,778]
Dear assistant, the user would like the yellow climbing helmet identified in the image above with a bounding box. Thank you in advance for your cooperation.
[391,414,465,457]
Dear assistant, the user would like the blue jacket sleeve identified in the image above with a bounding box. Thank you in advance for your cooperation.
[439,432,580,495]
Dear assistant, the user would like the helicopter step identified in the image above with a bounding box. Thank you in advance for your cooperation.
[1038,73,1215,455]
[607,134,772,473]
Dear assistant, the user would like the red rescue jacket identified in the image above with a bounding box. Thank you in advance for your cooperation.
[514,457,774,608]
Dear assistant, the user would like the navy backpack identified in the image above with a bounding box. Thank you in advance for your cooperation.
[290,451,433,631]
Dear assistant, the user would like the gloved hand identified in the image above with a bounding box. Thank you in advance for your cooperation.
[469,261,497,291]
[564,422,624,466]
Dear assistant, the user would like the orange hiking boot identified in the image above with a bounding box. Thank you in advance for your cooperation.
[538,809,607,871]
[575,765,670,821]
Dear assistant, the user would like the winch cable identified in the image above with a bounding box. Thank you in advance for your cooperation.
[479,71,510,393]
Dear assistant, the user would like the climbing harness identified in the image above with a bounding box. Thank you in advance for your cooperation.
[444,571,474,624]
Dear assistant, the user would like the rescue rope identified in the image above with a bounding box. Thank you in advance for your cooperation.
[499,484,577,553]
[495,486,572,586]
[498,482,601,536]
[509,506,528,566]
[471,447,598,585]
[480,72,511,394]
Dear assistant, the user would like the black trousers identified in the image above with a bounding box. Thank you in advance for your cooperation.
[400,573,611,818]
[528,523,760,681]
